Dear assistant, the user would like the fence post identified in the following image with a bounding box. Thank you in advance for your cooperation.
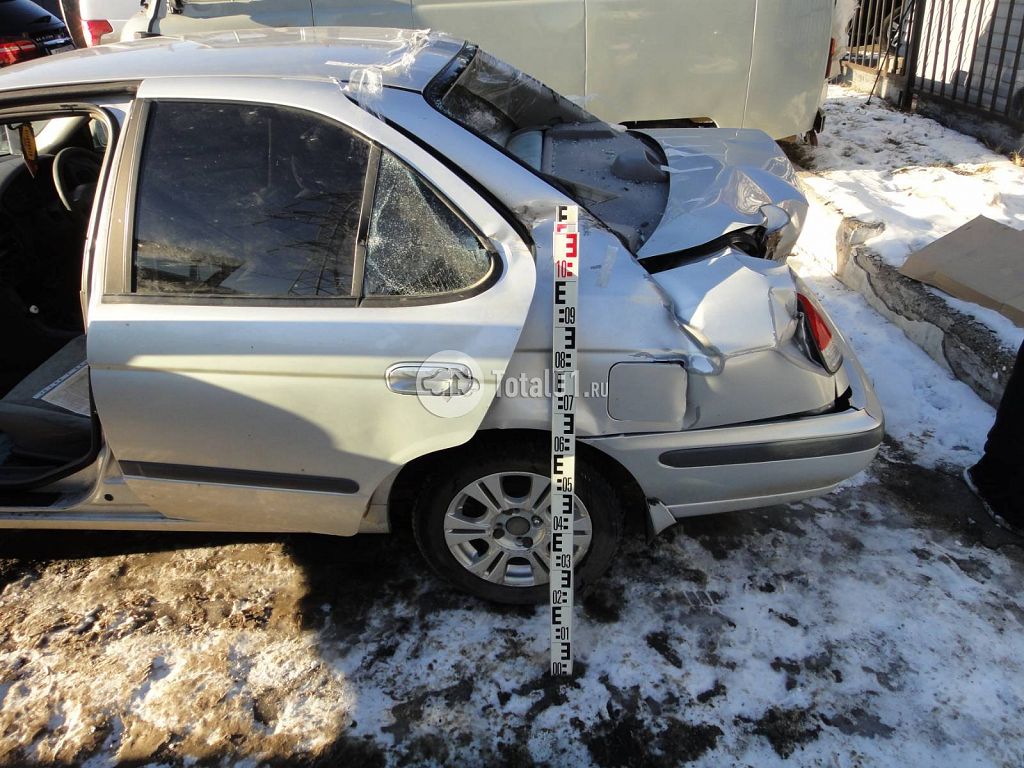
[901,0,930,109]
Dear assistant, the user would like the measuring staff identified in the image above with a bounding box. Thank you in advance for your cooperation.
[550,204,579,677]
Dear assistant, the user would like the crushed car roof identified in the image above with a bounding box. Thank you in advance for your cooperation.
[0,27,463,95]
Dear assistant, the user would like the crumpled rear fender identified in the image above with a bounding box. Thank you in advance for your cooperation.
[483,218,837,436]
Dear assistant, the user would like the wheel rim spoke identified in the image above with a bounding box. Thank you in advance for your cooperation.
[573,515,593,538]
[469,547,508,583]
[445,529,489,544]
[526,474,551,511]
[462,477,506,514]
[444,511,492,531]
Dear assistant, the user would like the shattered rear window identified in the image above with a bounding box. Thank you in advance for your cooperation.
[427,47,669,252]
[432,48,596,147]
[364,150,493,297]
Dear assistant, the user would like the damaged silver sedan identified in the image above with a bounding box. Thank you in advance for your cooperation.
[0,29,883,603]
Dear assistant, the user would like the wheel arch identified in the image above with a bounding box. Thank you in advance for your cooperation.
[385,428,649,538]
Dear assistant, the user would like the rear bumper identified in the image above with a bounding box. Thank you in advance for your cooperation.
[584,338,883,520]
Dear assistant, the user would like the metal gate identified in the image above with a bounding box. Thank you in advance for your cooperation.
[848,0,1024,126]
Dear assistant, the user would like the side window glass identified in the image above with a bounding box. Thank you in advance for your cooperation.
[363,151,493,297]
[133,101,369,298]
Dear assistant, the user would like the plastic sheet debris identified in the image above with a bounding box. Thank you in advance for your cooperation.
[338,29,432,114]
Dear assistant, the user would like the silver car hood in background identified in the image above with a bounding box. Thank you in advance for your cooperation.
[636,128,808,259]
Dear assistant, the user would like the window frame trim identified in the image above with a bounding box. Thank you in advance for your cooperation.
[357,147,501,304]
[105,94,506,308]
[113,97,374,303]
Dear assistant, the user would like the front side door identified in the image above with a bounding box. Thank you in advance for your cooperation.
[87,77,536,535]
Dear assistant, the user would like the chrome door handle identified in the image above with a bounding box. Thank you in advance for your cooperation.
[386,362,479,397]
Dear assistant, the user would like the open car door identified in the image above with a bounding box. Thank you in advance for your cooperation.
[87,76,536,535]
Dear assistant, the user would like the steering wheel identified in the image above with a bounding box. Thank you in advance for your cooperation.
[52,147,102,213]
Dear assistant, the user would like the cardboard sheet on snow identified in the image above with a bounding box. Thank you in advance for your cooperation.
[898,216,1024,327]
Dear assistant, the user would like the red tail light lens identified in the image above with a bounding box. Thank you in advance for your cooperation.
[797,293,843,374]
[0,39,41,67]
[83,19,113,46]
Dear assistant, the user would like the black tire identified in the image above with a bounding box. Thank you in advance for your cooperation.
[412,440,624,605]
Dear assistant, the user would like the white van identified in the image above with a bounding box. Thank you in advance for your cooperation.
[110,0,835,139]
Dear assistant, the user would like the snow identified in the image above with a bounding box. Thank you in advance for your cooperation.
[801,84,1024,350]
[791,193,995,471]
[9,457,1023,767]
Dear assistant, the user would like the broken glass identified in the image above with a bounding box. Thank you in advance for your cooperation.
[364,151,492,296]
[429,48,668,251]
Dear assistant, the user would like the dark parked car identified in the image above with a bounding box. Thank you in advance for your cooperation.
[0,0,73,67]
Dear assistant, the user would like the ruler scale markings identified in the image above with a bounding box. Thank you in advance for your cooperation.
[550,204,579,677]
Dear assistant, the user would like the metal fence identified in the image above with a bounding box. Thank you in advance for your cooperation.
[914,0,1024,123]
[847,0,1024,125]
[848,0,915,74]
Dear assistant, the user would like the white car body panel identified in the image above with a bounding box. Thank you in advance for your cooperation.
[67,0,136,44]
[744,0,835,137]
[583,0,755,129]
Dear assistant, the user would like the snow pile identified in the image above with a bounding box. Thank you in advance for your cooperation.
[801,84,1024,349]
[792,196,995,471]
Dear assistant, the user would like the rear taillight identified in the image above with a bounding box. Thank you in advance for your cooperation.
[0,39,42,66]
[826,37,837,80]
[797,293,843,374]
[83,19,113,46]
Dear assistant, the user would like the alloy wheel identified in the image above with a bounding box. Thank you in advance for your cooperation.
[442,471,592,587]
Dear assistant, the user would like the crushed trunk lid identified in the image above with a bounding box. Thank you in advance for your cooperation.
[636,128,807,262]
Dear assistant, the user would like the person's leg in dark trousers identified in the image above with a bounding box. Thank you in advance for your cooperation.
[965,341,1024,531]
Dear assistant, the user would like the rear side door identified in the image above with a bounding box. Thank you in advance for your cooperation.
[409,0,586,100]
[87,77,536,535]
[584,0,756,125]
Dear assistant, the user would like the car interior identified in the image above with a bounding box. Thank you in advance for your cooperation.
[0,114,105,489]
